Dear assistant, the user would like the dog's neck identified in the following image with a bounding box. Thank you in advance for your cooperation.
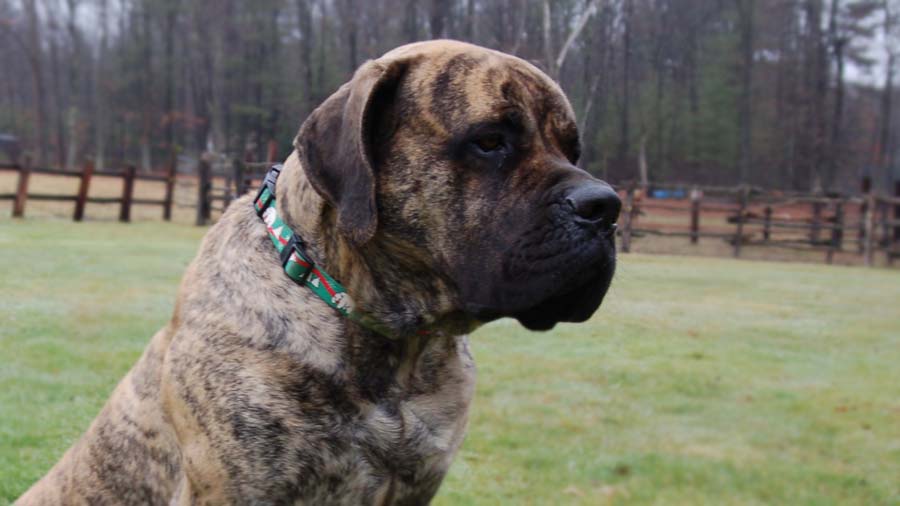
[274,151,479,339]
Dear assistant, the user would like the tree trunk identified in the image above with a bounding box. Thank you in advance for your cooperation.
[542,0,554,77]
[297,0,316,115]
[48,31,66,169]
[65,107,78,171]
[809,0,828,192]
[23,0,48,167]
[465,0,475,40]
[875,0,895,180]
[430,0,449,38]
[877,52,895,171]
[653,2,668,179]
[736,0,755,184]
[343,0,359,74]
[639,133,649,188]
[828,37,845,189]
[139,3,154,171]
[163,0,179,150]
[618,0,633,161]
[404,0,419,42]
[210,0,230,153]
[94,0,109,169]
[554,0,600,78]
[65,0,82,171]
[823,0,842,190]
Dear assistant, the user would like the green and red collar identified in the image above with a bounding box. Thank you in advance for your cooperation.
[254,165,430,339]
[254,165,356,318]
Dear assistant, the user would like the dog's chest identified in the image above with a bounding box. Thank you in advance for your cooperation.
[284,335,477,505]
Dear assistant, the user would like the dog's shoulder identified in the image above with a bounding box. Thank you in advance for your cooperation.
[164,194,348,394]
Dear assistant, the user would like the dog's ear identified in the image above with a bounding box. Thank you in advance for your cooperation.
[294,59,408,247]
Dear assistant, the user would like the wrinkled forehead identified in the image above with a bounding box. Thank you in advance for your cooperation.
[399,50,578,139]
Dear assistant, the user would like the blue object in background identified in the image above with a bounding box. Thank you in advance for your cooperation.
[651,189,686,199]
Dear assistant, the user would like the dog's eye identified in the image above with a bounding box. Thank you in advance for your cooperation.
[472,135,505,154]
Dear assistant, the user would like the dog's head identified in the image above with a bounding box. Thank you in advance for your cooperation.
[294,40,619,332]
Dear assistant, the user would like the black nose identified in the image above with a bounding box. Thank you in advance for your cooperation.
[565,182,621,226]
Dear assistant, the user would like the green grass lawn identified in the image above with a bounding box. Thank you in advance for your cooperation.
[1,220,898,505]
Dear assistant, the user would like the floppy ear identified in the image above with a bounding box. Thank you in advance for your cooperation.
[294,59,408,247]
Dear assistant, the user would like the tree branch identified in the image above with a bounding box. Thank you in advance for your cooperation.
[555,0,601,74]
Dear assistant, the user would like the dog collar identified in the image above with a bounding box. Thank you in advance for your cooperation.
[254,165,427,339]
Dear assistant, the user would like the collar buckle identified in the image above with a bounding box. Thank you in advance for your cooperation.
[254,164,283,217]
[280,233,314,285]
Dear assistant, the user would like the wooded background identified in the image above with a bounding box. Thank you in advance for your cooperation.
[0,0,898,193]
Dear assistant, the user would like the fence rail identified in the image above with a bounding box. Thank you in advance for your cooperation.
[4,154,898,268]
[618,182,900,267]
[0,156,176,222]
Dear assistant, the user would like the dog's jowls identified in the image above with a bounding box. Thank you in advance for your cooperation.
[17,40,619,505]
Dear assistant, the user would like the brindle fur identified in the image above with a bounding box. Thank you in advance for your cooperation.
[17,40,616,505]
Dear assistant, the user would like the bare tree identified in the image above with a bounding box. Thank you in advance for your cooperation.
[542,0,600,80]
[0,0,891,190]
[735,0,755,183]
[876,0,897,177]
[23,0,48,166]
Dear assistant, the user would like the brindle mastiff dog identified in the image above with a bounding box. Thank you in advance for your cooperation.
[17,40,620,505]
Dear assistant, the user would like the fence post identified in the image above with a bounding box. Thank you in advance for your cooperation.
[890,181,900,266]
[858,182,871,253]
[894,181,900,244]
[835,199,845,249]
[826,200,844,264]
[196,158,211,226]
[810,201,823,245]
[73,159,94,221]
[733,186,747,258]
[620,183,635,253]
[12,156,31,218]
[119,165,136,222]
[163,151,177,221]
[863,194,875,267]
[689,186,701,244]
[762,205,772,242]
[223,168,234,211]
[204,164,213,223]
[857,199,865,253]
[266,139,277,163]
[233,158,246,197]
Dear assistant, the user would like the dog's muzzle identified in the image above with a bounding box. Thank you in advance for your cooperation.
[512,180,620,330]
[464,179,621,330]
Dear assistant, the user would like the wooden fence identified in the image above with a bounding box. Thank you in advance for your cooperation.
[5,153,898,268]
[0,143,274,225]
[192,142,276,226]
[0,155,177,222]
[619,182,900,267]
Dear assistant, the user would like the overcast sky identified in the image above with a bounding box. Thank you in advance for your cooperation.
[845,7,894,87]
[35,0,900,89]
